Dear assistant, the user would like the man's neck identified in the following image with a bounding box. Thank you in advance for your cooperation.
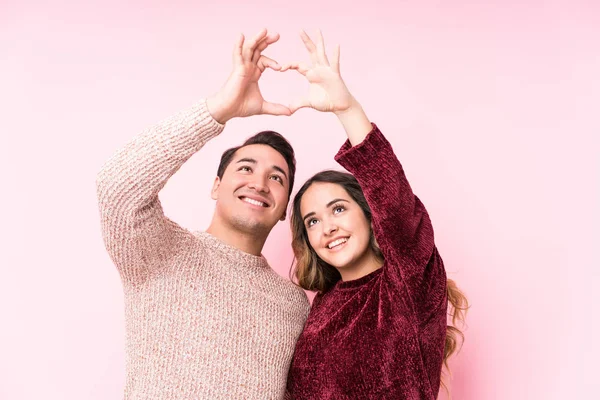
[206,221,267,257]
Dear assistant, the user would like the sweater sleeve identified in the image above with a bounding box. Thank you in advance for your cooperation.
[96,99,224,284]
[334,124,446,318]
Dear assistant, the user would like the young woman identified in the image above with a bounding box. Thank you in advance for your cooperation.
[282,31,468,399]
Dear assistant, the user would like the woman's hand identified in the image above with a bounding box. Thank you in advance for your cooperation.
[281,30,355,115]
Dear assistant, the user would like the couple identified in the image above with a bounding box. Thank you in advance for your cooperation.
[97,29,466,399]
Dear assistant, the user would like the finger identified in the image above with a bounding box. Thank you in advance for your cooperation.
[300,30,319,65]
[257,55,281,72]
[252,33,280,63]
[331,44,341,73]
[279,62,310,76]
[289,97,311,114]
[243,28,268,61]
[252,36,270,63]
[262,101,292,116]
[315,29,330,65]
[233,33,244,65]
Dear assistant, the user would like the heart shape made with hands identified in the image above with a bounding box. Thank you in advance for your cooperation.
[213,29,352,121]
[256,66,313,115]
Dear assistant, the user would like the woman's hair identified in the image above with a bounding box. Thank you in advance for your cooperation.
[290,169,468,388]
[442,278,469,393]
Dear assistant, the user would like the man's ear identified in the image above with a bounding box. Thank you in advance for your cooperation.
[211,176,221,200]
[280,202,290,221]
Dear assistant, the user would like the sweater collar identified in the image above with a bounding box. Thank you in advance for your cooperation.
[195,231,270,270]
[334,266,384,290]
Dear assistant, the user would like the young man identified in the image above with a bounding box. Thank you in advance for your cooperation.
[96,29,309,399]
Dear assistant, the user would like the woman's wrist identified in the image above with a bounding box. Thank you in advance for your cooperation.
[335,97,373,146]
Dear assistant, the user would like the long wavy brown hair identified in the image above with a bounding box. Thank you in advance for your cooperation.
[290,170,468,390]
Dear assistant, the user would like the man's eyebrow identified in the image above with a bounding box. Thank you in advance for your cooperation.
[237,158,288,180]
[236,157,257,164]
[271,165,288,180]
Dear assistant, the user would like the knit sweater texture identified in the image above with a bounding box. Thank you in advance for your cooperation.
[96,99,310,400]
[286,125,448,399]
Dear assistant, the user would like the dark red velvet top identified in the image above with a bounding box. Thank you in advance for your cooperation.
[287,124,448,399]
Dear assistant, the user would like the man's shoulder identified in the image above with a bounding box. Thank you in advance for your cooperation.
[272,273,311,312]
[280,275,309,301]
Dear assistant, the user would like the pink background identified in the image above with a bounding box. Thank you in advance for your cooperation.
[1,1,598,399]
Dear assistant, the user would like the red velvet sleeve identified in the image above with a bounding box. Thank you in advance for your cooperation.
[334,123,446,319]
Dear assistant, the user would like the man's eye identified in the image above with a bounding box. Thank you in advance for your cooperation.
[239,166,251,172]
[270,175,283,183]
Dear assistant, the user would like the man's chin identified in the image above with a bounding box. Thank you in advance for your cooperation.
[229,216,273,236]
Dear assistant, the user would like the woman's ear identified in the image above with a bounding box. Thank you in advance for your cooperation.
[369,224,382,255]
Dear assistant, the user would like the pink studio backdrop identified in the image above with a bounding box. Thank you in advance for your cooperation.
[1,1,598,399]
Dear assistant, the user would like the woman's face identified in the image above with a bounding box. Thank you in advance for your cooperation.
[300,182,376,279]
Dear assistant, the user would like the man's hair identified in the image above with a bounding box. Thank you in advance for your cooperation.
[216,131,296,198]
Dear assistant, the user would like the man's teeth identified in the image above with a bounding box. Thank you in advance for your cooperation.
[242,197,267,207]
[328,238,348,249]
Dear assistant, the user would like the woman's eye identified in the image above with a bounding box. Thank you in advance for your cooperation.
[307,218,318,227]
[333,206,345,214]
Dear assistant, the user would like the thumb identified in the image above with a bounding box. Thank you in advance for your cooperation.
[289,97,311,114]
[261,101,292,116]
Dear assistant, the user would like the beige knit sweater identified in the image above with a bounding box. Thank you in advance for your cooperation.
[96,99,310,400]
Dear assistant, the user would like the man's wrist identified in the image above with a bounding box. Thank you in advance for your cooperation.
[206,95,232,124]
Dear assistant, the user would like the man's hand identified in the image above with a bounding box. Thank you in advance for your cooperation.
[207,29,292,124]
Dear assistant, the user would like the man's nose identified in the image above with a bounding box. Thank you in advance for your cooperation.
[247,176,269,193]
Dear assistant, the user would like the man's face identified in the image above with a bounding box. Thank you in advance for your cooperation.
[211,144,290,237]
